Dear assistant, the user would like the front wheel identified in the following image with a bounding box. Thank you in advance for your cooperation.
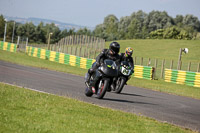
[114,77,126,94]
[85,87,93,97]
[96,79,109,99]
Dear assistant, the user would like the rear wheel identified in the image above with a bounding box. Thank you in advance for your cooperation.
[114,77,126,94]
[96,79,109,99]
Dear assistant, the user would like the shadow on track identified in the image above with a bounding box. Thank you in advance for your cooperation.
[119,92,147,97]
[118,92,162,99]
[102,97,157,105]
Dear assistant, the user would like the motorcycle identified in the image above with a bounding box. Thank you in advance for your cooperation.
[112,61,133,94]
[85,59,118,99]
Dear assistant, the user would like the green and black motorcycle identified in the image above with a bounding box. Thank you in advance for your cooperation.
[112,61,133,93]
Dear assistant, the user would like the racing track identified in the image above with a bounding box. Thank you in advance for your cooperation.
[0,60,200,132]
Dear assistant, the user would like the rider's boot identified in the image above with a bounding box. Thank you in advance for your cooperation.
[111,84,116,91]
[86,69,91,81]
[86,68,93,88]
[110,77,117,91]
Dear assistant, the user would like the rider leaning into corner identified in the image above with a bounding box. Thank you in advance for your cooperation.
[119,47,134,73]
[86,41,121,88]
[110,47,135,90]
[118,47,135,84]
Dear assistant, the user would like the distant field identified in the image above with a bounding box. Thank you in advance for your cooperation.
[106,39,200,78]
[106,39,200,62]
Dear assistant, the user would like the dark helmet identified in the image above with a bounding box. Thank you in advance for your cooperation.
[109,42,120,54]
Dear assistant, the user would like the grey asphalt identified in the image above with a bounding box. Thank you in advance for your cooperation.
[0,60,200,132]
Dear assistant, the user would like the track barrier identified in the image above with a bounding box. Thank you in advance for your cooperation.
[26,46,95,69]
[0,41,17,52]
[25,46,154,80]
[133,65,154,80]
[165,69,200,88]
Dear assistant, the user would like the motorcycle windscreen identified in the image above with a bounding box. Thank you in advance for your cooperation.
[100,59,118,77]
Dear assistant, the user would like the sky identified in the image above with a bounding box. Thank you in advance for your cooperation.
[0,0,200,27]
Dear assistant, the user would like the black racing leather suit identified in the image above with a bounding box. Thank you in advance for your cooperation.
[89,49,120,74]
[88,49,120,86]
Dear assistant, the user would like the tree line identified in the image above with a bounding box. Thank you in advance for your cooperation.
[1,10,200,44]
[0,14,92,44]
[94,10,200,40]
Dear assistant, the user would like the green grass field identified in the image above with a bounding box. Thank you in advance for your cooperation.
[107,39,200,62]
[0,50,87,76]
[0,82,195,133]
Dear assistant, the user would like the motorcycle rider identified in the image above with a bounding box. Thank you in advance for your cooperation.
[110,47,134,91]
[119,47,134,72]
[86,42,120,91]
[118,47,134,84]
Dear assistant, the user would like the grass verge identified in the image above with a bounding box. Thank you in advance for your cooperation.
[0,50,87,76]
[1,50,200,99]
[0,82,195,133]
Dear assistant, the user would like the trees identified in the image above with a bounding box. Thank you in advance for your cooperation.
[93,15,119,41]
[44,23,61,43]
[147,11,173,32]
[16,22,36,42]
[93,10,200,40]
[163,26,180,39]
[0,14,94,43]
[174,15,184,26]
[60,29,69,39]
[127,18,141,39]
[127,10,149,39]
[34,22,45,43]
[149,29,164,39]
[6,21,16,41]
[16,24,26,39]
[118,16,131,39]
[103,14,119,41]
[0,15,5,38]
[1,10,200,43]
[93,24,105,39]
[24,22,35,42]
[76,27,92,36]
[149,26,191,40]
[183,15,200,32]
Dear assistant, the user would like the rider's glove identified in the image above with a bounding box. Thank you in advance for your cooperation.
[131,69,134,75]
[96,62,100,66]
